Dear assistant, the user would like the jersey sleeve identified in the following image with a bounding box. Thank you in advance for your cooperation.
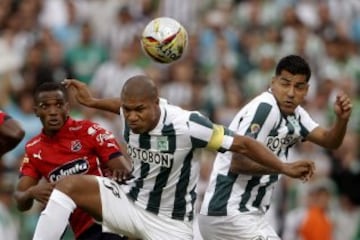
[188,112,234,153]
[86,123,122,164]
[298,107,319,138]
[231,102,278,142]
[19,153,42,179]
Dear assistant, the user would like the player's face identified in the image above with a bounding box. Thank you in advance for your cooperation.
[34,90,69,134]
[271,70,309,115]
[121,95,160,134]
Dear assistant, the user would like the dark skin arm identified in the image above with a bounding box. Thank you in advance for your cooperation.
[306,92,352,149]
[63,79,121,114]
[0,118,25,157]
[14,176,54,211]
[229,135,314,179]
[64,78,314,179]
[230,153,279,176]
[230,152,313,181]
[106,155,133,182]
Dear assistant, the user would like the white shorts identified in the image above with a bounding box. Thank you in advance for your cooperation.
[197,213,280,240]
[97,177,193,240]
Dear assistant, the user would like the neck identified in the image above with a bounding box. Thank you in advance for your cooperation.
[148,106,161,132]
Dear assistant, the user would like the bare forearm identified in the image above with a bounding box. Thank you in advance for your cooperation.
[309,119,349,149]
[231,154,279,175]
[231,136,285,174]
[326,119,348,148]
[88,98,121,114]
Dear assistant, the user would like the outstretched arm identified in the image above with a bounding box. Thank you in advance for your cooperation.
[230,152,313,181]
[230,153,279,175]
[306,92,352,149]
[230,135,314,179]
[0,118,25,157]
[62,79,122,114]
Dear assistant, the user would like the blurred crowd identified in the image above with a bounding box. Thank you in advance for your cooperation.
[1,0,360,239]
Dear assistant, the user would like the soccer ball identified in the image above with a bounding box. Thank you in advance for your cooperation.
[141,17,188,64]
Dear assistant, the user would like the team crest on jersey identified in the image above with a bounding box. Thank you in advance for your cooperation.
[157,136,169,151]
[71,140,82,152]
[250,123,260,135]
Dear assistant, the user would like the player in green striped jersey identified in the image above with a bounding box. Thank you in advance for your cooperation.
[198,55,352,240]
[32,75,315,240]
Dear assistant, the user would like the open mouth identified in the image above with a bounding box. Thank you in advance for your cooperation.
[48,119,61,126]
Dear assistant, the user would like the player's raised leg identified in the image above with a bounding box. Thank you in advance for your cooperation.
[33,175,102,240]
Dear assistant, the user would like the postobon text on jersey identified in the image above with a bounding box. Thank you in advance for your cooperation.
[127,145,174,168]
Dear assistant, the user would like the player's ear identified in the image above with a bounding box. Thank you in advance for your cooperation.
[64,102,70,115]
[271,76,276,84]
[270,76,276,90]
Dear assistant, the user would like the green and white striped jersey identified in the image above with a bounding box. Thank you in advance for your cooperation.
[120,99,234,221]
[200,91,319,216]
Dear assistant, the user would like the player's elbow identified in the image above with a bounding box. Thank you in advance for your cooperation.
[230,135,254,156]
[320,137,342,149]
[13,128,25,143]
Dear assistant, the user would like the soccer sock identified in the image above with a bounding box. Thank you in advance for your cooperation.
[33,189,76,240]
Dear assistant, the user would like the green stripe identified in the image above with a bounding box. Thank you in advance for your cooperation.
[189,112,214,148]
[124,123,130,142]
[239,176,261,212]
[224,127,234,137]
[172,149,193,220]
[245,103,272,138]
[128,134,151,201]
[190,137,208,148]
[146,123,176,214]
[237,103,272,212]
[252,175,279,208]
[189,112,213,128]
[189,186,197,221]
[208,172,238,216]
[299,116,310,137]
[286,118,295,135]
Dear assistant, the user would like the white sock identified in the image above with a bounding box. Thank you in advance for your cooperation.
[33,189,76,240]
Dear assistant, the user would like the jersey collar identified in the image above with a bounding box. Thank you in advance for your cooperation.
[40,117,74,141]
[148,99,166,134]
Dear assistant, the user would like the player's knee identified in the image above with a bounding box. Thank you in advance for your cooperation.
[55,175,84,197]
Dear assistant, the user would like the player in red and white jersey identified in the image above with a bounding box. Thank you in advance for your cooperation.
[0,110,25,158]
[14,82,132,239]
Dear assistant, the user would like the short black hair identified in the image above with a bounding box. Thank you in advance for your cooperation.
[275,55,311,82]
[33,82,68,102]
